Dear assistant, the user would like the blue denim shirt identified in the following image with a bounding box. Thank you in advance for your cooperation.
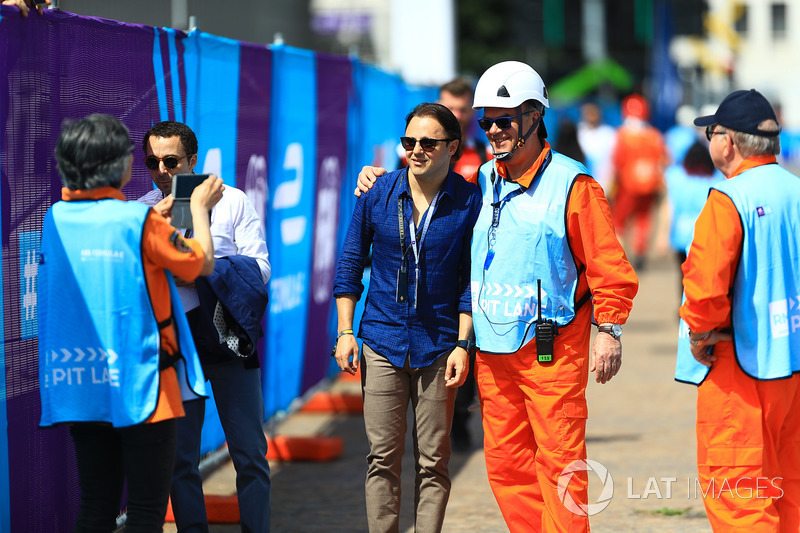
[334,168,482,368]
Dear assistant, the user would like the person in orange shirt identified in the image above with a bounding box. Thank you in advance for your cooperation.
[678,89,800,532]
[610,94,670,271]
[357,61,638,533]
[438,78,492,179]
[38,114,222,532]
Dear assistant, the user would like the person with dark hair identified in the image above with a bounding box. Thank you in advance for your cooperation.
[38,114,222,532]
[356,62,638,533]
[677,89,800,532]
[137,121,272,533]
[438,78,492,178]
[333,102,481,532]
[664,140,724,296]
[395,79,491,180]
[138,121,200,207]
[555,118,586,165]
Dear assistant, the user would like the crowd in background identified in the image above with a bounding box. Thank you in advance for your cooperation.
[553,94,728,284]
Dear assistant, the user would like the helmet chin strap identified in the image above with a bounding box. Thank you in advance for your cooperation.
[492,113,542,162]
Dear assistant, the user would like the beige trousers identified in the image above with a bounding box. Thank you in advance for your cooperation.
[361,343,456,533]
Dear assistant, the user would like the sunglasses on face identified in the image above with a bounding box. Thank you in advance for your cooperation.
[705,125,727,142]
[477,109,534,131]
[143,154,190,170]
[400,136,453,152]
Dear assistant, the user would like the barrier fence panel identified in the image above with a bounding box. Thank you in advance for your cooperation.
[301,53,352,393]
[0,6,436,531]
[264,44,317,418]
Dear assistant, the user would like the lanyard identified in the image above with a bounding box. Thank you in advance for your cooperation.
[483,153,550,269]
[398,196,407,273]
[408,191,441,267]
[397,184,442,307]
[484,169,526,270]
[398,183,442,268]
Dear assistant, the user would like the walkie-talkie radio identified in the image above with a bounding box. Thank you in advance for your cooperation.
[535,279,558,364]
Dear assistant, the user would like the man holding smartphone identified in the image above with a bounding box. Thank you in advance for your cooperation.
[138,121,272,533]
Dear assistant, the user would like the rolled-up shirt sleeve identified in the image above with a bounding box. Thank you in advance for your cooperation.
[679,189,742,332]
[567,175,639,324]
[334,192,373,299]
[457,193,481,313]
[228,188,271,283]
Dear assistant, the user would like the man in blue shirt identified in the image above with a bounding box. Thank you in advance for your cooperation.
[333,103,481,532]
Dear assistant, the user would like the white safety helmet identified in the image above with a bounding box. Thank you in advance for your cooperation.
[472,61,549,110]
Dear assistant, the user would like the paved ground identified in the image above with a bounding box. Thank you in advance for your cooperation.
[163,255,714,533]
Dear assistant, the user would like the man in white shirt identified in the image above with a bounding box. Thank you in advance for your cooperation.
[138,121,271,533]
[577,101,616,193]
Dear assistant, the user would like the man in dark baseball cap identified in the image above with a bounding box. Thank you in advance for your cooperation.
[677,87,800,531]
[693,88,781,137]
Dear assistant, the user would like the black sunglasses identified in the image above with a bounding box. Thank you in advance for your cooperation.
[400,137,453,152]
[705,125,727,142]
[144,154,190,170]
[477,109,534,131]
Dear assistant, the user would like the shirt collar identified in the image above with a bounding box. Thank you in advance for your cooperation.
[728,154,777,179]
[495,141,552,189]
[62,187,126,202]
[400,168,456,200]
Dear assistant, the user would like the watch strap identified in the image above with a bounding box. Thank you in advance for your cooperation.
[456,339,475,354]
[597,324,622,339]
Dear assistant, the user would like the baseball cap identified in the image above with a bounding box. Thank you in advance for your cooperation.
[693,89,780,137]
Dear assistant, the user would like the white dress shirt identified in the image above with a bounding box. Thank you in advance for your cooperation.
[137,186,271,311]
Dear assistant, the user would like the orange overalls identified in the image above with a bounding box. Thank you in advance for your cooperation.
[610,123,669,258]
[680,156,800,532]
[468,149,638,532]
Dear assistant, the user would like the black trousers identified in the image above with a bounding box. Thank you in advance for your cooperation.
[70,419,178,533]
[452,352,476,440]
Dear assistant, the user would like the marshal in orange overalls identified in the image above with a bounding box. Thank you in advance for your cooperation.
[681,156,800,532]
[469,148,638,532]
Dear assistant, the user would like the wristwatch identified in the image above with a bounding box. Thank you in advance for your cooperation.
[597,323,623,340]
[456,339,476,355]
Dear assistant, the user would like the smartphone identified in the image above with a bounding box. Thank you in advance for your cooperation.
[170,174,210,229]
[171,173,209,199]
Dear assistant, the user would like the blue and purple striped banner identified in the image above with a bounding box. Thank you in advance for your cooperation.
[0,7,435,530]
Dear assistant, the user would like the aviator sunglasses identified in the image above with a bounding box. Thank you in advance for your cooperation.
[400,136,453,152]
[477,109,534,131]
[144,154,191,170]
